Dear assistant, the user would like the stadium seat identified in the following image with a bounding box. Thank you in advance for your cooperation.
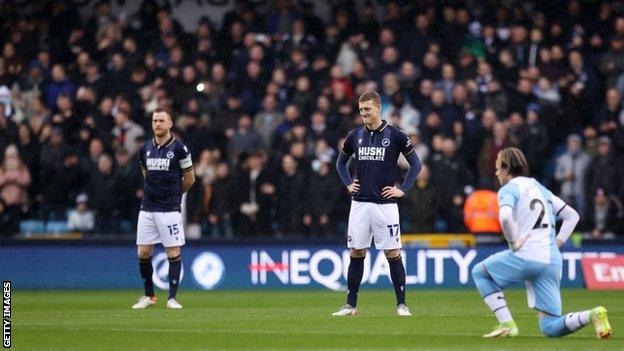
[19,220,46,234]
[46,221,70,234]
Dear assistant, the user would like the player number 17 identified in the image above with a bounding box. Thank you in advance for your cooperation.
[387,224,400,237]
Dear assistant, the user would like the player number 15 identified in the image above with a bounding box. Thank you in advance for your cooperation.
[167,224,179,236]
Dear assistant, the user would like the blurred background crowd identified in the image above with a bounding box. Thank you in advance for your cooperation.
[0,0,623,239]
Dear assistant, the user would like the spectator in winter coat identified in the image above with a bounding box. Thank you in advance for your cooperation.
[554,134,591,220]
[208,162,234,239]
[67,193,95,233]
[275,154,306,236]
[402,164,438,233]
[89,154,117,234]
[303,160,339,237]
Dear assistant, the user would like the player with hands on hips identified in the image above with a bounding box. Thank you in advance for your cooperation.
[333,91,421,317]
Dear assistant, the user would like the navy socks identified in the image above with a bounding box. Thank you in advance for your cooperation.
[139,257,154,297]
[346,256,365,307]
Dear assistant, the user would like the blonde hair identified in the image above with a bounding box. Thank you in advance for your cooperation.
[358,91,381,107]
[497,147,529,177]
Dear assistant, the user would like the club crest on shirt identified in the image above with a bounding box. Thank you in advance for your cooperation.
[146,151,151,157]
[382,138,390,147]
[358,138,362,144]
[166,151,174,159]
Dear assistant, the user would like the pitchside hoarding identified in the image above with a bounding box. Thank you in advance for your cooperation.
[581,256,624,290]
[1,244,622,290]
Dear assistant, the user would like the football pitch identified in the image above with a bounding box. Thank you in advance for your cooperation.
[15,289,622,350]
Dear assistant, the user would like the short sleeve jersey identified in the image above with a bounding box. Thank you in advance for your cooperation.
[139,137,193,212]
[341,120,415,203]
[497,176,568,265]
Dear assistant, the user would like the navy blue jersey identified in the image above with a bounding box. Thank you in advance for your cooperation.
[139,137,193,212]
[341,121,415,204]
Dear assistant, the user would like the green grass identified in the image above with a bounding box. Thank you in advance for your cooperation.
[13,289,623,350]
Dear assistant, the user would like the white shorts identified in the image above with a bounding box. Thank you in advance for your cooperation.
[347,201,402,250]
[136,211,186,247]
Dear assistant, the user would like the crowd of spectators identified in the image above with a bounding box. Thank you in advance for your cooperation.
[1,0,623,239]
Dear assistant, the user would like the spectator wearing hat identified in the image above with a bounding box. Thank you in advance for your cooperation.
[555,134,591,222]
[0,83,14,120]
[67,193,94,233]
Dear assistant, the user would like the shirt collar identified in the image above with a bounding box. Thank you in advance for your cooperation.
[365,120,388,133]
[153,136,175,148]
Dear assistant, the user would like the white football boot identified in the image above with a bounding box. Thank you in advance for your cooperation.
[132,296,157,309]
[167,298,183,309]
[331,303,358,316]
[396,303,412,316]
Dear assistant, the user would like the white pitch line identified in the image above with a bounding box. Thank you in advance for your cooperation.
[26,325,561,338]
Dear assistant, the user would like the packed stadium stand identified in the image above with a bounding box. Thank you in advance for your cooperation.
[0,0,622,240]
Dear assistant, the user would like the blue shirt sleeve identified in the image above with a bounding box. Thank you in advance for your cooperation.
[336,130,356,187]
[498,183,520,208]
[400,152,422,192]
[336,152,352,187]
[396,129,415,156]
[138,143,146,169]
[341,130,356,156]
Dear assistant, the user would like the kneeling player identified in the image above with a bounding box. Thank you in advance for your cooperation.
[472,148,611,338]
[132,108,195,309]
